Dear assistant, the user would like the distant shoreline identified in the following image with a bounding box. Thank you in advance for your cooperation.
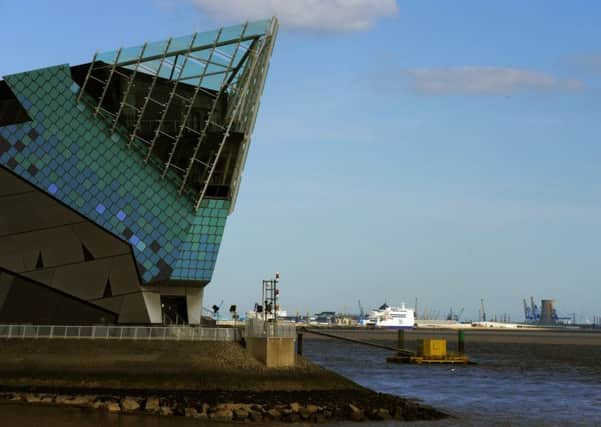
[301,327,601,346]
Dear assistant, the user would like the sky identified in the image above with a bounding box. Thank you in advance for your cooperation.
[1,1,600,321]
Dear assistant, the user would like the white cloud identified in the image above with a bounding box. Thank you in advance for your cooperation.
[190,0,398,31]
[403,67,583,95]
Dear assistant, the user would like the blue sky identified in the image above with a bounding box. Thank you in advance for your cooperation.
[1,1,600,321]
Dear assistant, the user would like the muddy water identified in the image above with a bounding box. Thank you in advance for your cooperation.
[1,337,600,426]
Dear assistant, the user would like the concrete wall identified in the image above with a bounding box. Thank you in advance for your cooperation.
[0,338,359,392]
[246,337,296,367]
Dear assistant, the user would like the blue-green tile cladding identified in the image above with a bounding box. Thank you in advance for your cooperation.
[0,65,229,283]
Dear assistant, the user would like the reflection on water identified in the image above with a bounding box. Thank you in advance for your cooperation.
[1,339,600,426]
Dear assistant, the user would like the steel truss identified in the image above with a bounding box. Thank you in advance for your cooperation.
[76,18,278,212]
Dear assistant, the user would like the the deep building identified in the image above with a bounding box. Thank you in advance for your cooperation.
[0,19,278,324]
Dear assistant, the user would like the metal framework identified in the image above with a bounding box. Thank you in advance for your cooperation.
[77,18,278,211]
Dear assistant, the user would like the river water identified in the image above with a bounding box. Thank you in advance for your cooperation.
[304,339,601,426]
[1,338,600,426]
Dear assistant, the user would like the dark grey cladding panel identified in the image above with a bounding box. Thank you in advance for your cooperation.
[25,258,112,301]
[92,295,125,315]
[0,167,143,294]
[0,269,117,324]
[0,249,25,272]
[0,166,145,323]
[10,226,85,268]
[22,254,140,301]
[108,255,143,295]
[72,222,130,259]
[0,168,33,196]
[0,274,11,308]
[118,292,151,324]
[0,191,83,237]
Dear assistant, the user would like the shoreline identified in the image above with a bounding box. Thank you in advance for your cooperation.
[300,327,601,345]
[0,338,447,423]
[0,388,447,423]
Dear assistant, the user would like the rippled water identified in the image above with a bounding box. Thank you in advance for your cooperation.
[303,339,601,426]
[1,338,600,426]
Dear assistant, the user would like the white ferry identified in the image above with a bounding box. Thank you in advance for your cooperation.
[362,303,415,329]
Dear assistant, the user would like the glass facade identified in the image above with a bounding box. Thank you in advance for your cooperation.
[0,19,278,323]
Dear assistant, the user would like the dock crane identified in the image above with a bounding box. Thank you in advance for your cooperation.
[447,307,465,322]
[480,299,487,322]
[358,300,366,325]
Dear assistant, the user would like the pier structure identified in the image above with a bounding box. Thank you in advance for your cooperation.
[0,19,278,324]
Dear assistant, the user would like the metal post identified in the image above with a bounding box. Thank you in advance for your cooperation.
[192,39,265,209]
[77,52,99,103]
[145,32,199,163]
[397,329,405,351]
[95,47,123,117]
[127,37,174,149]
[229,17,279,212]
[110,42,149,133]
[297,332,303,355]
[458,330,465,355]
[262,280,266,322]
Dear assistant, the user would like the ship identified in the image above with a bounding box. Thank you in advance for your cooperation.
[362,303,415,329]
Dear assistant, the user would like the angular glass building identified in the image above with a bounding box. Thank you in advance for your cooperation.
[0,19,278,324]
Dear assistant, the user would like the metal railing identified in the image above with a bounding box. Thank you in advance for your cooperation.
[245,318,297,339]
[0,324,240,341]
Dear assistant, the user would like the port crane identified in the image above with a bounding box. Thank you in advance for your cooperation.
[479,299,487,322]
[358,300,365,322]
[447,307,465,322]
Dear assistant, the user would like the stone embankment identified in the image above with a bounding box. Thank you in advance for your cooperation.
[0,390,446,423]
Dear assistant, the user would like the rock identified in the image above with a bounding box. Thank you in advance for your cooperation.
[234,408,249,420]
[107,402,121,413]
[393,405,404,420]
[286,413,301,422]
[348,404,364,421]
[54,395,71,405]
[290,402,301,412]
[212,409,234,422]
[160,406,173,416]
[145,397,160,413]
[306,404,321,414]
[121,398,140,412]
[91,401,105,409]
[299,407,312,420]
[61,396,91,406]
[249,410,263,422]
[314,414,327,423]
[25,394,41,403]
[185,407,199,418]
[267,408,281,420]
[375,408,392,420]
[40,396,54,404]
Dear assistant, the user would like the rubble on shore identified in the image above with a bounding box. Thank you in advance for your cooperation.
[0,389,447,423]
